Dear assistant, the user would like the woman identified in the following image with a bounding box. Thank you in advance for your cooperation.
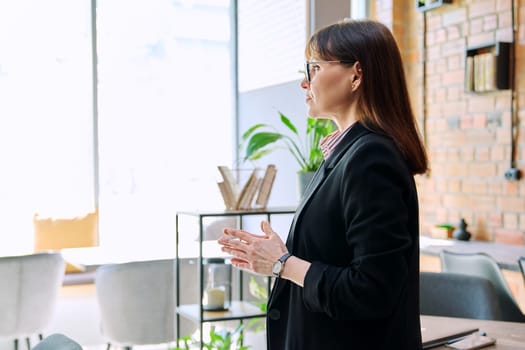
[218,19,428,349]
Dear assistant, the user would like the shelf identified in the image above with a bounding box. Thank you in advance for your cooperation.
[417,0,452,12]
[177,301,265,322]
[465,42,512,93]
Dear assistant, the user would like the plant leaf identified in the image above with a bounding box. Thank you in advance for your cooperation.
[279,112,298,135]
[244,132,283,160]
[241,123,268,141]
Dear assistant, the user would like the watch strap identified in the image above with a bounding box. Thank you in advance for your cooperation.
[278,252,292,264]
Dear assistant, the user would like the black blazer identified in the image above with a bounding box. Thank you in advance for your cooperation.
[266,122,422,350]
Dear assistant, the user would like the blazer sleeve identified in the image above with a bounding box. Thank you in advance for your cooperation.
[302,136,415,320]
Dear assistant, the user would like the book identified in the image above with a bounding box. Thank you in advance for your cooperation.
[255,164,277,208]
[484,51,496,91]
[217,181,236,210]
[217,166,239,205]
[465,56,474,92]
[236,168,259,210]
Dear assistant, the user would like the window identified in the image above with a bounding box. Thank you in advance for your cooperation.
[237,0,306,92]
[0,0,235,257]
[96,0,234,256]
[0,0,94,255]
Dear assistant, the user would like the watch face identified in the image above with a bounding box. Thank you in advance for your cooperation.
[272,261,282,276]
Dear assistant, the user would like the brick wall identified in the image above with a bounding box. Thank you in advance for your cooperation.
[371,0,525,245]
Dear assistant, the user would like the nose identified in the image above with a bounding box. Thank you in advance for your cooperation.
[300,77,309,89]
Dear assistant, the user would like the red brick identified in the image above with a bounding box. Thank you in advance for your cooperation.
[470,195,496,210]
[489,181,504,195]
[442,39,466,57]
[498,196,525,212]
[447,25,462,40]
[468,95,496,113]
[469,0,496,18]
[447,86,462,101]
[448,54,461,70]
[503,213,519,229]
[472,114,487,128]
[443,194,470,209]
[490,145,505,161]
[498,11,512,28]
[448,179,462,192]
[467,32,496,47]
[443,8,467,26]
[494,229,525,245]
[436,179,447,192]
[469,163,497,177]
[461,146,475,161]
[468,18,484,34]
[504,181,519,195]
[426,15,442,31]
[445,163,469,176]
[435,29,447,43]
[497,0,512,11]
[495,95,512,109]
[483,14,498,31]
[447,148,461,161]
[475,146,491,160]
[489,212,503,227]
[460,115,473,129]
[496,27,513,42]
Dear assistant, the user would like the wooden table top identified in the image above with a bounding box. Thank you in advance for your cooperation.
[421,315,525,349]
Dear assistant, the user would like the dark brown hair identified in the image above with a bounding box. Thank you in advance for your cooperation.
[306,19,428,175]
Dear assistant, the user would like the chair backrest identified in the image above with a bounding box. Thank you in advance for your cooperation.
[420,272,502,320]
[33,210,99,273]
[0,252,66,337]
[95,259,176,347]
[440,250,525,322]
[519,256,525,285]
[32,333,83,350]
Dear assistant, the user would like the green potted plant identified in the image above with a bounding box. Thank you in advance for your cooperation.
[241,111,335,197]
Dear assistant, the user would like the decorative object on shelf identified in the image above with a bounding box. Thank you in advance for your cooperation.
[431,223,455,239]
[416,0,452,12]
[452,218,471,241]
[217,164,277,210]
[465,42,512,93]
[241,111,334,198]
[202,258,232,311]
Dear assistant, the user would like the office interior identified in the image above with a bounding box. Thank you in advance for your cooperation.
[0,0,524,349]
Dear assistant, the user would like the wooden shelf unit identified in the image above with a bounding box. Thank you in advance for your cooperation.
[465,42,512,93]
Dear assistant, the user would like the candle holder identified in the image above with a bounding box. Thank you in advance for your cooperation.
[202,258,232,311]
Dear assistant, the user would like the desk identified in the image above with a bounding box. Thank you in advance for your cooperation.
[421,315,525,349]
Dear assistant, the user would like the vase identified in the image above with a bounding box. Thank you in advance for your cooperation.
[297,171,315,199]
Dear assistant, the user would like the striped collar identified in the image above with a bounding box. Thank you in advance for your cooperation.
[320,123,355,160]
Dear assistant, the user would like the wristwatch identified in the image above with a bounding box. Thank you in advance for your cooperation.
[272,252,292,278]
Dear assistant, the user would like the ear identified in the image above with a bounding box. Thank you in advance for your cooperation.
[350,61,362,91]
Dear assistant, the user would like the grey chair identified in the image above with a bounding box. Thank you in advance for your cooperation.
[0,252,66,350]
[32,334,82,350]
[420,272,502,320]
[440,250,525,322]
[95,259,176,350]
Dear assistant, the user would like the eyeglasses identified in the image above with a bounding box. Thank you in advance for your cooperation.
[304,60,356,83]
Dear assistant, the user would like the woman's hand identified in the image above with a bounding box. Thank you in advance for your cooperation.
[217,220,288,276]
